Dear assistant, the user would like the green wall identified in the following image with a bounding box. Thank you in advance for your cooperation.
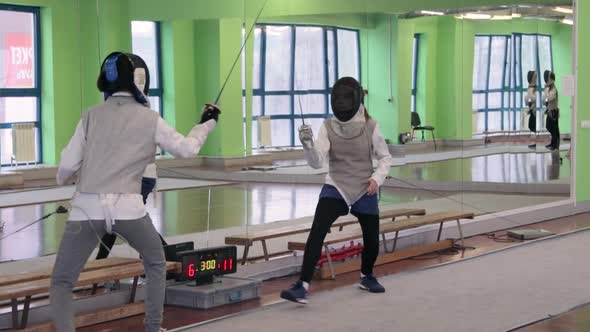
[361,14,398,143]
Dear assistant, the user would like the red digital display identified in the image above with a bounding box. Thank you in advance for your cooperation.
[179,246,237,280]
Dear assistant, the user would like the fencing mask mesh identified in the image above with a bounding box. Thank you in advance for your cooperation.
[331,77,364,122]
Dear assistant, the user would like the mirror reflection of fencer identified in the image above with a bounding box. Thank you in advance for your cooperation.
[525,71,537,149]
[543,70,559,151]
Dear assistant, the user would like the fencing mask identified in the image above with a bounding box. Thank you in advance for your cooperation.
[544,70,555,85]
[126,53,150,96]
[331,77,364,122]
[527,71,537,86]
[97,52,149,106]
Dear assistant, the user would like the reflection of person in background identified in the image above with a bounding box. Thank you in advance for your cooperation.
[525,71,537,149]
[543,70,560,150]
[280,77,394,304]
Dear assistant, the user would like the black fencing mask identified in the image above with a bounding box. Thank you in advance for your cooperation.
[97,52,149,106]
[544,70,555,85]
[331,77,364,122]
[126,53,150,96]
[527,71,537,85]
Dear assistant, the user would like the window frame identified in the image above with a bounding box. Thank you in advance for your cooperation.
[472,33,553,133]
[251,23,361,148]
[411,33,420,113]
[0,4,42,165]
[131,20,164,117]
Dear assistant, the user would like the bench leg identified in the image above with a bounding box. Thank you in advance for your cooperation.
[91,283,98,295]
[392,231,399,252]
[437,222,444,241]
[241,244,251,265]
[20,296,31,328]
[456,220,465,248]
[339,225,344,232]
[432,130,437,151]
[381,233,389,253]
[129,276,139,303]
[11,299,18,329]
[261,240,270,261]
[324,245,336,280]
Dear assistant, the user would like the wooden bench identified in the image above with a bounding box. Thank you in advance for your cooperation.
[0,257,181,330]
[225,208,426,264]
[288,211,474,279]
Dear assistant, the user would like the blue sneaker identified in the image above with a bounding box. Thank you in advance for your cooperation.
[280,281,308,304]
[359,275,385,293]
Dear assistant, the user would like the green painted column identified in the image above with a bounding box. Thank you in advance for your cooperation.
[78,0,103,110]
[435,17,471,140]
[552,24,573,134]
[38,1,83,164]
[96,0,132,59]
[363,14,398,143]
[161,20,198,134]
[575,0,590,201]
[195,18,245,157]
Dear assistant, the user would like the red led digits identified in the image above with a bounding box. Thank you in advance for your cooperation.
[188,263,195,277]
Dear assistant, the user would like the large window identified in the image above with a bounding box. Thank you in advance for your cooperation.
[0,5,40,165]
[411,34,420,113]
[472,34,553,134]
[250,24,360,148]
[131,21,163,116]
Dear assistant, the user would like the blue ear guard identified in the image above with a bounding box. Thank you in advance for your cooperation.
[104,53,121,83]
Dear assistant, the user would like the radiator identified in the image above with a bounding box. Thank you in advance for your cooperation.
[258,116,272,148]
[11,123,36,164]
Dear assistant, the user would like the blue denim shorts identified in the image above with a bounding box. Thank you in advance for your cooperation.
[319,184,379,216]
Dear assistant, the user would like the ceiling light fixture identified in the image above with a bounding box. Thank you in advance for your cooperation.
[420,10,444,16]
[554,7,573,14]
[561,18,574,25]
[464,13,492,20]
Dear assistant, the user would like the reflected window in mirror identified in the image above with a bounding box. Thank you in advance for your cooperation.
[472,34,553,134]
[0,5,41,166]
[131,21,163,117]
[248,24,360,148]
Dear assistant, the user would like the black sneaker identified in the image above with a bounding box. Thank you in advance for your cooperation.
[359,275,386,293]
[280,281,308,304]
[528,144,536,149]
[545,144,552,149]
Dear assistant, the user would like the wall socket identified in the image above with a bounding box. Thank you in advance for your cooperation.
[582,120,590,128]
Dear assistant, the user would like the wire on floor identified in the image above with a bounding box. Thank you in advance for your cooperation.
[486,232,518,243]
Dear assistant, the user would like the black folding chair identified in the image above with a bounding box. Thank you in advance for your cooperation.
[411,112,436,150]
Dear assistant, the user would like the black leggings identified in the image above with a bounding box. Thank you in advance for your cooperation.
[546,111,560,148]
[300,198,380,283]
[95,177,168,260]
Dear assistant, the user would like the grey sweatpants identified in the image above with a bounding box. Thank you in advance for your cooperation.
[49,214,166,332]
